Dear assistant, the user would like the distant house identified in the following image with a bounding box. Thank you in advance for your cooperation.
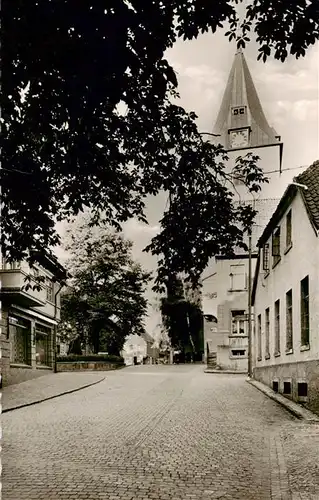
[252,160,319,414]
[0,254,66,386]
[121,332,159,366]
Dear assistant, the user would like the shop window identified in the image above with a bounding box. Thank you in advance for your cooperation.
[9,316,31,365]
[35,323,52,366]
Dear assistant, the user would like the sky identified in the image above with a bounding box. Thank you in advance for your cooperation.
[56,27,319,341]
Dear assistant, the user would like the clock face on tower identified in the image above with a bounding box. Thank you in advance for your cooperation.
[229,129,249,149]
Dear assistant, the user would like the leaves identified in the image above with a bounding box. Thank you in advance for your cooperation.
[59,218,151,355]
[1,0,318,291]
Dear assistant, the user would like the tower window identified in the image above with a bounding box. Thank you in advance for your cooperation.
[232,106,246,116]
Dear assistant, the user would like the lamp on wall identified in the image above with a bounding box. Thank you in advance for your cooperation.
[290,179,308,190]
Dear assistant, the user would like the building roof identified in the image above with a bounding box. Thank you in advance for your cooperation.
[31,251,67,281]
[252,159,319,305]
[232,198,280,253]
[212,49,281,151]
[141,331,155,345]
[257,160,319,247]
[295,160,319,229]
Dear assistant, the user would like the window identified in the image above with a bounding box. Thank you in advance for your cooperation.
[230,264,246,290]
[231,310,246,335]
[231,349,246,356]
[35,323,52,366]
[9,316,31,365]
[286,290,293,352]
[257,314,262,360]
[1,259,21,270]
[263,244,270,272]
[46,277,54,302]
[265,308,270,358]
[283,381,291,395]
[298,382,308,398]
[32,267,40,278]
[272,227,281,266]
[272,381,279,393]
[300,276,309,347]
[274,299,280,354]
[232,106,246,115]
[286,210,292,248]
[233,173,245,186]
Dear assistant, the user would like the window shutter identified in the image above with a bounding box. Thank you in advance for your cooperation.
[262,244,269,271]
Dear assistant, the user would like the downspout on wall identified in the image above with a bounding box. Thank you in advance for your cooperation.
[54,283,64,373]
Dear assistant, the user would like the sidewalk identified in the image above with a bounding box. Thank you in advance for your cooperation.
[1,372,105,412]
[247,378,319,422]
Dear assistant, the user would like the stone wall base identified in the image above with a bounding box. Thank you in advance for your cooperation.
[4,366,53,386]
[217,345,248,372]
[57,362,124,372]
[253,360,319,416]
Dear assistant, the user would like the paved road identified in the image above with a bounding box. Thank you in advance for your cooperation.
[2,365,319,500]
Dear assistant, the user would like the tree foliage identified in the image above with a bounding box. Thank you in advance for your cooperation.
[160,275,203,357]
[2,1,318,290]
[59,218,151,355]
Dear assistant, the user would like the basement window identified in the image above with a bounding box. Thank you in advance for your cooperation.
[272,381,279,393]
[283,381,291,395]
[231,349,246,356]
[298,382,308,398]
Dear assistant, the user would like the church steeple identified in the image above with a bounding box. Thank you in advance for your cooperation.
[213,50,282,164]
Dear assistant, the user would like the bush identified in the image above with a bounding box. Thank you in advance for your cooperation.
[56,354,124,364]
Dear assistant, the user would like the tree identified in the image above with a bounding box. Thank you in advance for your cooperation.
[160,275,203,361]
[2,1,318,289]
[59,217,151,355]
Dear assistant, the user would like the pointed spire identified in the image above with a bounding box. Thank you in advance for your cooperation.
[213,50,280,151]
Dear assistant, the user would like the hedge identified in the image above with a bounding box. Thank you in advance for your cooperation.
[56,354,124,364]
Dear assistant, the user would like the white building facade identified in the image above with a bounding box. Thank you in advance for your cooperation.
[252,160,319,414]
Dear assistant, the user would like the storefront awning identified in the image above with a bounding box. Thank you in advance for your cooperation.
[11,305,58,325]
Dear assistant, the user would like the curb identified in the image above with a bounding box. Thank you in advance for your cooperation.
[204,369,247,374]
[247,378,319,423]
[2,376,105,413]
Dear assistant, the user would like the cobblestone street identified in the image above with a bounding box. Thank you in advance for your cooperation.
[2,365,319,500]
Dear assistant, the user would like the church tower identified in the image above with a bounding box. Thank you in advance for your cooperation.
[212,48,283,172]
[202,49,284,369]
[211,48,283,244]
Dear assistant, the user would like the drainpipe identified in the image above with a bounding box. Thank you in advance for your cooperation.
[247,229,252,379]
[54,282,64,373]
